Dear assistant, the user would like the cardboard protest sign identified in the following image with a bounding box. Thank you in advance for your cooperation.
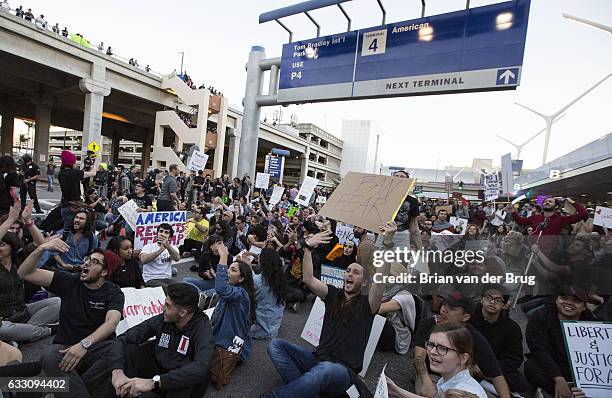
[319,172,415,233]
[594,206,612,229]
[134,211,186,250]
[255,172,271,190]
[295,176,318,206]
[118,200,139,230]
[116,287,166,335]
[321,264,345,288]
[186,150,209,171]
[301,297,386,376]
[562,320,612,398]
[269,186,285,206]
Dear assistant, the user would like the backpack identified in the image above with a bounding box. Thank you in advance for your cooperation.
[410,294,429,344]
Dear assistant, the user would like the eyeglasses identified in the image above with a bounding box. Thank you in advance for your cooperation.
[482,294,505,305]
[84,256,103,266]
[425,341,459,356]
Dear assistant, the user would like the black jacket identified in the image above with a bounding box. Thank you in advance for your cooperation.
[469,305,524,375]
[109,312,214,390]
[525,304,595,379]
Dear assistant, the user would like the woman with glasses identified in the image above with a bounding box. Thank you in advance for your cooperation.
[386,322,487,398]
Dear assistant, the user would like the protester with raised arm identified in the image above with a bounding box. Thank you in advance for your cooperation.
[264,221,395,398]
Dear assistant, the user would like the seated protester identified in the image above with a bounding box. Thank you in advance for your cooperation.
[17,240,124,397]
[214,220,235,251]
[184,235,223,293]
[209,208,223,226]
[304,216,339,279]
[377,263,417,355]
[524,286,594,398]
[264,222,395,398]
[432,209,456,233]
[387,323,487,398]
[109,283,214,398]
[248,248,287,339]
[0,155,21,217]
[105,188,128,235]
[468,285,527,395]
[139,223,180,288]
[0,205,61,343]
[179,207,209,257]
[209,242,256,389]
[106,237,145,289]
[414,290,511,398]
[38,209,98,272]
[232,215,250,255]
[85,188,108,231]
[128,181,153,212]
[333,240,357,270]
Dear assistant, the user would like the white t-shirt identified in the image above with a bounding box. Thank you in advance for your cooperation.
[491,209,507,226]
[141,243,172,282]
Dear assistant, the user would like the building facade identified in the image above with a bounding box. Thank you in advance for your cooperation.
[340,120,382,176]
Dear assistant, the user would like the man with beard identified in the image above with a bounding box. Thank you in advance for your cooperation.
[414,290,511,398]
[265,222,395,398]
[109,283,214,398]
[17,240,125,397]
[508,197,587,253]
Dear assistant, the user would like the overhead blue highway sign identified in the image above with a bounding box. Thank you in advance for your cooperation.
[278,0,530,104]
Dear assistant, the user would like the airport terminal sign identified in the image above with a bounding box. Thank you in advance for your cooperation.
[279,0,530,104]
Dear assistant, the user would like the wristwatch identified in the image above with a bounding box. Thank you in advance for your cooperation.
[153,375,161,389]
[80,339,92,350]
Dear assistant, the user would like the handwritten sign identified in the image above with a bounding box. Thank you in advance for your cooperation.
[255,172,271,190]
[319,172,415,233]
[295,176,318,206]
[450,217,469,235]
[134,211,186,250]
[301,297,386,376]
[594,206,612,229]
[316,196,327,204]
[269,186,285,206]
[321,264,345,288]
[118,200,139,230]
[115,287,166,335]
[562,320,612,398]
[335,223,359,245]
[374,364,389,398]
[186,150,209,172]
[484,174,500,202]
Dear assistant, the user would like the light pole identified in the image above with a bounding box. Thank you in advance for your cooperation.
[562,13,612,34]
[496,114,566,159]
[515,72,612,165]
[178,51,185,76]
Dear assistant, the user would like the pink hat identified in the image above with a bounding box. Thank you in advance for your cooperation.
[60,150,77,167]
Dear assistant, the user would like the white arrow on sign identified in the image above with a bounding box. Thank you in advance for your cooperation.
[499,69,516,84]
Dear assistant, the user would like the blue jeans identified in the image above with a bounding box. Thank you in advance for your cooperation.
[182,277,215,293]
[47,175,54,191]
[265,338,351,398]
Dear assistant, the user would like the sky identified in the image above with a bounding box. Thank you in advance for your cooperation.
[20,0,612,170]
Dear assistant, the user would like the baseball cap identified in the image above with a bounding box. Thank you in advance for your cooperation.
[439,289,475,314]
[559,285,588,303]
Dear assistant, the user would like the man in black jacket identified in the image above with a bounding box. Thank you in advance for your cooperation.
[469,284,527,394]
[524,286,595,398]
[109,283,214,398]
[20,154,43,213]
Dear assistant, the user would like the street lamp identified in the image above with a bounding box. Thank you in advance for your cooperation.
[562,13,612,34]
[496,114,566,159]
[178,51,185,76]
[515,72,612,165]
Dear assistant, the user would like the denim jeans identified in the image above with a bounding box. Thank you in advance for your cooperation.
[265,338,351,398]
[47,174,54,191]
[182,277,215,293]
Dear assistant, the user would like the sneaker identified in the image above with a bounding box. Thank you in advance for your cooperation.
[290,302,300,313]
[172,267,178,277]
[33,210,45,214]
[45,322,59,335]
[190,264,199,272]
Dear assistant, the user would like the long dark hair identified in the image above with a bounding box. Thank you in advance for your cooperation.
[234,261,257,323]
[216,220,232,241]
[258,248,287,306]
[72,210,95,236]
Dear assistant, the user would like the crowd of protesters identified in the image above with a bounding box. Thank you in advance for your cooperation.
[0,149,609,398]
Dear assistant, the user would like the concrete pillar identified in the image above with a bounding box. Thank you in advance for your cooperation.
[32,96,53,165]
[300,146,311,183]
[226,129,241,179]
[213,96,229,178]
[141,131,152,172]
[79,64,111,158]
[0,113,15,156]
[237,46,266,179]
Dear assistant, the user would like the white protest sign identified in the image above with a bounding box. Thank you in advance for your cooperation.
[255,172,271,190]
[450,217,469,235]
[594,206,612,229]
[374,364,389,398]
[295,176,318,206]
[118,200,139,230]
[134,211,186,250]
[562,320,612,398]
[316,196,327,204]
[321,264,345,288]
[116,287,166,335]
[269,186,285,206]
[484,174,500,202]
[186,150,209,172]
[335,223,359,245]
[301,297,386,376]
